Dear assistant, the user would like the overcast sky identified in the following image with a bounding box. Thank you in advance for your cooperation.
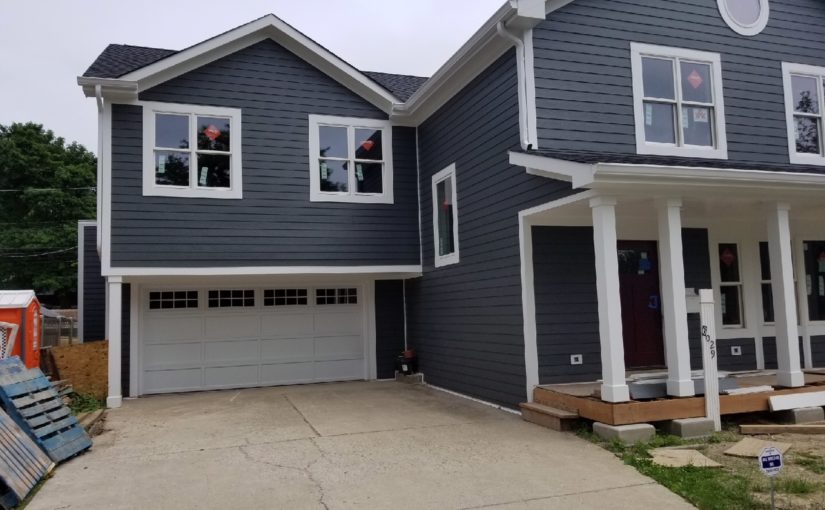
[0,0,504,154]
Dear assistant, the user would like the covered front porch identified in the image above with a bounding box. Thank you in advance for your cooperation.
[513,150,825,409]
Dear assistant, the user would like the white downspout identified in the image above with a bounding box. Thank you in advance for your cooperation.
[496,22,534,151]
[94,85,104,256]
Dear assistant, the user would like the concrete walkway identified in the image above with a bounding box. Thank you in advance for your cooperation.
[29,382,693,509]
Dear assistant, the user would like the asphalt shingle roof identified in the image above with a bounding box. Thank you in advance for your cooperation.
[83,44,428,101]
[521,149,825,175]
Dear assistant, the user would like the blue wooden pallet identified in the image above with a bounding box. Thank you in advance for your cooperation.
[0,357,92,463]
[0,407,54,509]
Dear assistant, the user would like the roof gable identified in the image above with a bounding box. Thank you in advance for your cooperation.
[79,14,404,114]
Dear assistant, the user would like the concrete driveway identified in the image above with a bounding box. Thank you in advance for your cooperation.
[29,382,692,509]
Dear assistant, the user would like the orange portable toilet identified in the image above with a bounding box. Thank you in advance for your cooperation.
[0,290,41,369]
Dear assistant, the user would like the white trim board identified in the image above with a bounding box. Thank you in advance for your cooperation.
[769,391,825,412]
[105,265,423,277]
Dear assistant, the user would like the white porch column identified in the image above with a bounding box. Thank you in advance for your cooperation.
[590,197,630,402]
[657,199,694,397]
[107,276,123,408]
[767,203,805,387]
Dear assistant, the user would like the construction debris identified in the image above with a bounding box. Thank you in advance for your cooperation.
[724,437,792,458]
[650,447,722,468]
[740,423,825,435]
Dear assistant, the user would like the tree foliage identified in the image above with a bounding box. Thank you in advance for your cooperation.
[0,123,96,306]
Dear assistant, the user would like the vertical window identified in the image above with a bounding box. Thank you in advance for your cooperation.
[308,115,394,203]
[143,102,242,199]
[432,164,459,268]
[759,242,775,324]
[803,241,825,321]
[718,243,744,326]
[631,43,727,159]
[782,63,825,165]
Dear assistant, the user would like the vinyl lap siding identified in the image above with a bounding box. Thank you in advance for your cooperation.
[374,280,406,379]
[109,39,419,267]
[534,0,825,167]
[82,224,105,341]
[406,52,574,408]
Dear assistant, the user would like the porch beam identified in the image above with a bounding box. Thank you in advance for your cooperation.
[767,203,805,388]
[657,199,694,397]
[590,196,630,403]
[106,276,123,408]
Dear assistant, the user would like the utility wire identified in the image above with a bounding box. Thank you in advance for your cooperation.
[3,246,77,258]
[0,187,96,193]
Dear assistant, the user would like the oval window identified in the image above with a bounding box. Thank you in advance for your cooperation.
[718,0,769,36]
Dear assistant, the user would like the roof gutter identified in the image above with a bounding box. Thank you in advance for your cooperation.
[77,76,139,101]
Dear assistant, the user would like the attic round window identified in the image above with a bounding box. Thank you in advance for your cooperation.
[718,0,769,36]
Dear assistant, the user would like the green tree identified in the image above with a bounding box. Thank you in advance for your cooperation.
[0,123,96,306]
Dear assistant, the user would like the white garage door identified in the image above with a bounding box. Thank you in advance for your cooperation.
[140,286,365,394]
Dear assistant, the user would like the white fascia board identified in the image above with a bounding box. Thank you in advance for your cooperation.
[593,163,825,191]
[545,0,577,15]
[78,77,139,100]
[95,15,399,113]
[508,151,594,186]
[104,265,423,277]
[394,3,515,123]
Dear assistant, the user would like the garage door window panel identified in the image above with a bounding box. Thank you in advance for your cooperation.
[264,289,309,306]
[208,289,255,308]
[316,288,358,305]
[148,290,198,310]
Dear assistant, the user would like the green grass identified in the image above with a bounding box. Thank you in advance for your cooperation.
[795,451,825,475]
[775,477,820,495]
[577,427,767,510]
[68,393,104,415]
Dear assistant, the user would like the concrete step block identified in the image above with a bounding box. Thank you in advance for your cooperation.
[661,417,716,439]
[778,406,825,424]
[520,402,579,432]
[593,422,655,444]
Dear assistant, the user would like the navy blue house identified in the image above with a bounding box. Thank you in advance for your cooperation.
[78,0,825,409]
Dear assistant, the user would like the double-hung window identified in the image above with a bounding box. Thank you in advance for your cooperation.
[142,102,242,199]
[431,164,459,268]
[308,115,393,203]
[782,63,825,166]
[630,43,728,159]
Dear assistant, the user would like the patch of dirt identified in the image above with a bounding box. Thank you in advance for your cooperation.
[701,431,825,510]
[50,342,108,399]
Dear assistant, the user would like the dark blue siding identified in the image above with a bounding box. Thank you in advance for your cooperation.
[536,227,717,384]
[81,224,105,342]
[811,335,825,367]
[109,39,419,267]
[375,280,406,379]
[406,52,577,408]
[534,0,825,168]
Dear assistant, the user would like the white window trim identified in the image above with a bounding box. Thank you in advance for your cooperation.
[718,0,770,37]
[141,101,243,199]
[781,62,825,167]
[308,114,394,204]
[630,43,728,159]
[431,164,459,268]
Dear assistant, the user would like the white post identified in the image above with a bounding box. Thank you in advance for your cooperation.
[107,276,123,408]
[767,203,805,388]
[590,197,630,403]
[699,289,721,431]
[657,199,694,397]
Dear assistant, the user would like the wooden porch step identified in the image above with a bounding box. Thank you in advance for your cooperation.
[520,402,579,431]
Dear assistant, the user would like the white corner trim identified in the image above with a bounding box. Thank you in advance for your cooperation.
[104,265,423,277]
[102,101,113,279]
[129,282,139,398]
[307,114,394,204]
[431,164,460,268]
[781,62,825,167]
[518,214,539,401]
[630,42,728,160]
[415,127,424,268]
[717,0,770,37]
[141,101,243,199]
[117,15,399,113]
[365,280,378,381]
[523,28,539,149]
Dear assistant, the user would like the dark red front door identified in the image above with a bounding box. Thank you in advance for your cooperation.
[617,241,665,369]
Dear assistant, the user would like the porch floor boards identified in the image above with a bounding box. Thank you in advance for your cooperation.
[534,371,825,426]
